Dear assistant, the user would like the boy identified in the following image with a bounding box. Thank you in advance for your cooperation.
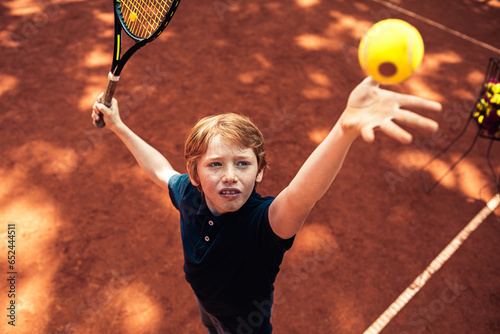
[92,77,441,333]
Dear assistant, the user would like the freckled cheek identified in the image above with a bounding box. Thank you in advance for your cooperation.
[241,173,254,183]
[200,173,220,192]
[240,173,258,190]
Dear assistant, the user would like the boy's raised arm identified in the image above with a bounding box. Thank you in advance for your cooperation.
[268,77,442,240]
[92,97,179,190]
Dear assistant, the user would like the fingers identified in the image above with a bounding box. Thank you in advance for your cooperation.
[91,103,102,123]
[398,94,443,113]
[93,99,113,116]
[360,126,375,143]
[350,80,441,144]
[379,121,413,144]
[386,92,441,137]
[360,122,412,144]
[92,97,110,124]
[394,109,439,133]
[91,110,100,122]
[362,76,381,89]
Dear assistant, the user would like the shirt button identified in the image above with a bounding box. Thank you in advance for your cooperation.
[204,236,210,242]
[208,220,214,226]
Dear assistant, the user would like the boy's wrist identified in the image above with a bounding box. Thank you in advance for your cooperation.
[109,119,126,133]
[338,114,361,143]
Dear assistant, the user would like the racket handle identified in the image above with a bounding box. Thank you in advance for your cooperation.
[94,72,120,128]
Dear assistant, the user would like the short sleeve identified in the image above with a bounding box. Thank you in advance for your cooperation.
[262,203,294,251]
[168,173,191,210]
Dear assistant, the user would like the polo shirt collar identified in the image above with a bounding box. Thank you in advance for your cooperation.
[196,194,213,216]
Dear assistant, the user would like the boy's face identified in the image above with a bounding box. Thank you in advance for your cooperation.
[191,135,263,216]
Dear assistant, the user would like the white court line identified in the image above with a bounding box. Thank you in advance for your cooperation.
[363,193,500,334]
[369,0,500,55]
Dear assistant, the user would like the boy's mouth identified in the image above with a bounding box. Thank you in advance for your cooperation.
[219,188,241,199]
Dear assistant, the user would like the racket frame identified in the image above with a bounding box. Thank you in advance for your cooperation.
[94,0,181,127]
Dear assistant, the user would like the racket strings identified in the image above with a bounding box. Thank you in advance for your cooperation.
[121,0,174,39]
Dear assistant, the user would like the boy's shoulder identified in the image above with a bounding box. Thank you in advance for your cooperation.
[168,173,190,188]
[168,173,191,196]
[245,191,274,210]
[168,173,200,210]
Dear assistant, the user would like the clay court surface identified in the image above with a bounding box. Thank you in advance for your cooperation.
[1,0,500,333]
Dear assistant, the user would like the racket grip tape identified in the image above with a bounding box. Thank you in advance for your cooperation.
[94,72,120,128]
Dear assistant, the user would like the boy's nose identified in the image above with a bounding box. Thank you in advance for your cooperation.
[222,168,238,183]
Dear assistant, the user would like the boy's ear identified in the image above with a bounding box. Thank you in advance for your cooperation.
[189,176,199,187]
[187,163,200,187]
[256,168,264,183]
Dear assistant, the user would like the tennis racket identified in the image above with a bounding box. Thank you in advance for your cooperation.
[94,0,181,128]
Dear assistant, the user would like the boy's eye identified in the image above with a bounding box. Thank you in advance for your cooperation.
[208,162,222,167]
[237,161,249,167]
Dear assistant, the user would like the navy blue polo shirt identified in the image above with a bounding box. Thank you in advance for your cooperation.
[168,173,294,320]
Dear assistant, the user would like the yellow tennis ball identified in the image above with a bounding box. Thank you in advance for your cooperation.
[129,12,138,22]
[359,19,424,84]
[492,83,500,94]
[491,94,500,105]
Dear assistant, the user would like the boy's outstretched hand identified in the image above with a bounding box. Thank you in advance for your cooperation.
[340,77,442,144]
